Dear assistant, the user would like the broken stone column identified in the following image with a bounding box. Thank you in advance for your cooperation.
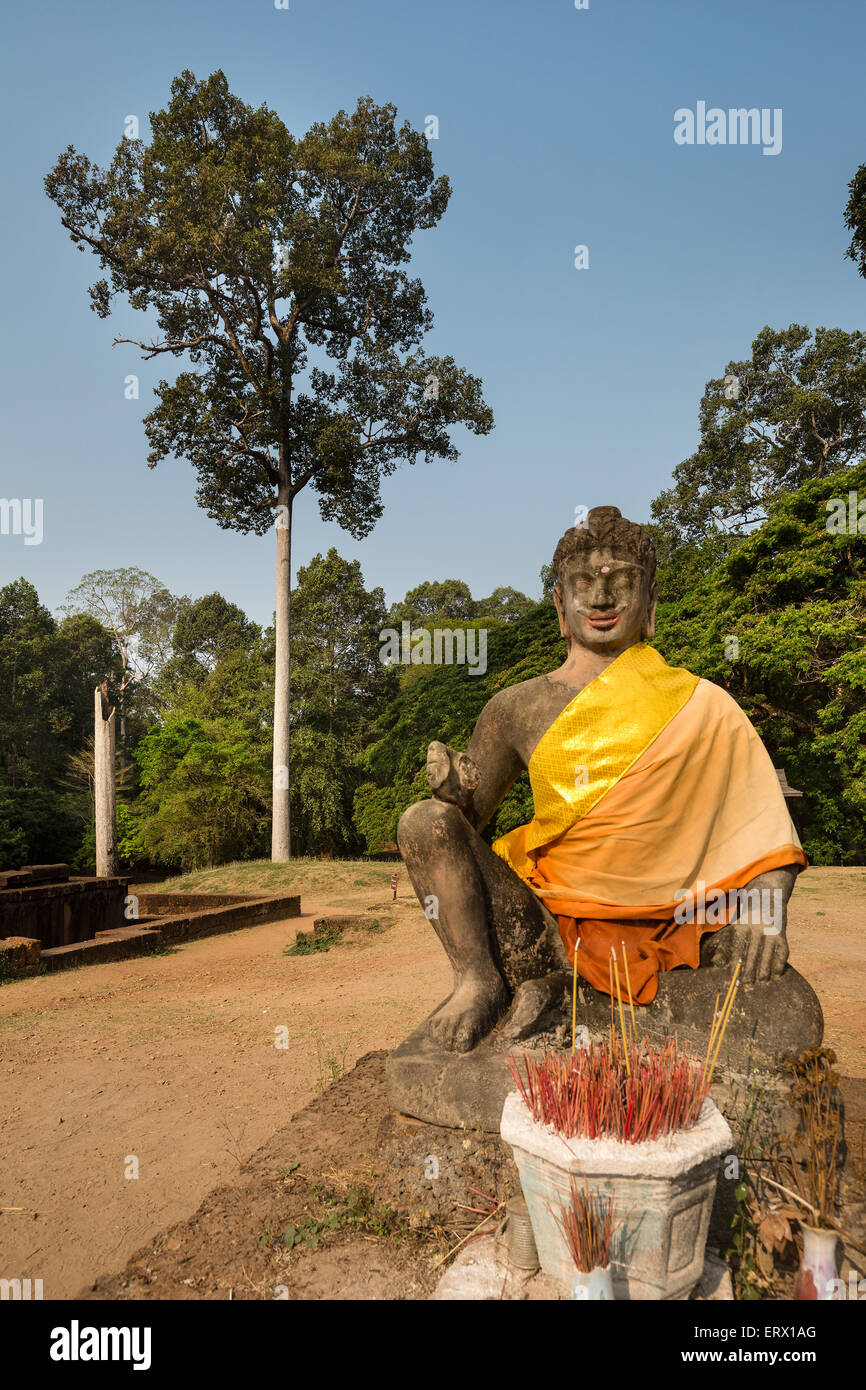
[94,683,118,878]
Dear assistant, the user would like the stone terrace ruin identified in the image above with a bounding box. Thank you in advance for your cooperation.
[0,864,301,975]
[0,863,130,948]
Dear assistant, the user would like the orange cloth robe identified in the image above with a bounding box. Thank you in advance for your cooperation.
[492,644,805,1004]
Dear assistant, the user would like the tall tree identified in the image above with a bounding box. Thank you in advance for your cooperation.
[0,580,116,868]
[290,550,395,854]
[0,579,58,789]
[292,548,391,737]
[134,633,274,870]
[46,70,494,860]
[651,324,866,548]
[844,162,866,278]
[474,585,534,623]
[388,578,476,625]
[173,592,256,674]
[61,568,180,750]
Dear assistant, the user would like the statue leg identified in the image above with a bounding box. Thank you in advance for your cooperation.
[397,798,570,1052]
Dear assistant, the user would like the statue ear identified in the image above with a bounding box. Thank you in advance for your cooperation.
[552,584,569,640]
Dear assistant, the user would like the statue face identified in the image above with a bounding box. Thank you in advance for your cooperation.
[553,547,657,656]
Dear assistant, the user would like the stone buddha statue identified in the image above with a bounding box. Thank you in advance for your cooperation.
[388,507,822,1130]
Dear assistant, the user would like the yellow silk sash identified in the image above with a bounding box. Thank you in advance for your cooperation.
[493,643,699,872]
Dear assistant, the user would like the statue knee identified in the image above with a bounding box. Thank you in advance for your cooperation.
[397,798,462,856]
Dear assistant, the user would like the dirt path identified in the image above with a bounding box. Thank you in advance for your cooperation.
[0,865,861,1299]
[0,890,449,1299]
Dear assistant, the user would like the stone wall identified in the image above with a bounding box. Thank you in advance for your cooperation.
[0,866,131,948]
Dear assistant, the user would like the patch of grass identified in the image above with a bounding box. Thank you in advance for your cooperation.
[283,922,343,956]
[283,915,387,958]
[261,1184,409,1254]
[314,1031,353,1090]
[0,960,47,987]
[148,857,402,909]
[218,1115,249,1171]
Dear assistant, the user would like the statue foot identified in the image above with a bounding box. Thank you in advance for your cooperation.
[428,972,509,1053]
[499,972,570,1044]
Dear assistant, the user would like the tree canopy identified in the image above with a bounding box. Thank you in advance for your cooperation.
[651,324,866,548]
[46,69,494,858]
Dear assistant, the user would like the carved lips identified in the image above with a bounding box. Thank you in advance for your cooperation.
[585,611,621,631]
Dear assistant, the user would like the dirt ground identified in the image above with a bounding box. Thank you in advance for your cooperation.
[0,862,862,1300]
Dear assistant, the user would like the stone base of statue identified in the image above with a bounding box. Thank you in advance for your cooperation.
[386,963,824,1133]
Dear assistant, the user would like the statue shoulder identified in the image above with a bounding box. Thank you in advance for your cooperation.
[474,673,569,740]
[479,672,554,715]
[691,677,762,733]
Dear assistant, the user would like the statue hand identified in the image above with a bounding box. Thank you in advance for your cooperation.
[700,869,795,984]
[426,741,479,816]
[702,921,789,984]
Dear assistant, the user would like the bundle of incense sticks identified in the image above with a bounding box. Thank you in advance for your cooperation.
[505,960,740,1143]
[550,1177,615,1273]
[504,1036,710,1143]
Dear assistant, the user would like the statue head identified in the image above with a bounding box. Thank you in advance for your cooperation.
[551,506,658,657]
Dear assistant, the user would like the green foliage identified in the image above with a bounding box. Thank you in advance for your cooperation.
[133,707,270,871]
[173,593,256,673]
[0,808,28,869]
[655,460,866,863]
[292,548,393,734]
[61,568,181,743]
[475,585,536,623]
[289,550,397,854]
[268,1186,404,1252]
[46,71,493,539]
[72,804,149,874]
[46,70,494,856]
[844,162,866,278]
[284,921,343,956]
[0,579,116,791]
[131,626,274,869]
[386,579,534,628]
[651,324,866,546]
[0,788,82,869]
[388,578,476,625]
[0,578,123,869]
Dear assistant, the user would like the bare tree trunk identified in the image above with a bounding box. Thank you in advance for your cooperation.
[271,492,292,860]
[94,683,118,877]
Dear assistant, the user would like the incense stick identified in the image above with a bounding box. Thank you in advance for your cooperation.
[571,937,580,1054]
[703,990,721,1076]
[611,948,631,1076]
[608,952,615,1051]
[707,963,741,1085]
[704,960,739,1080]
[621,939,637,1044]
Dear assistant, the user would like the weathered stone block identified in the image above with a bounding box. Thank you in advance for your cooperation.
[0,935,41,977]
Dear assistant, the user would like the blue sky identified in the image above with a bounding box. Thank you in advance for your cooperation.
[1,0,864,625]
